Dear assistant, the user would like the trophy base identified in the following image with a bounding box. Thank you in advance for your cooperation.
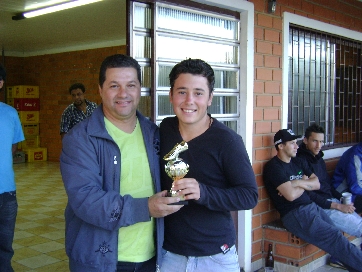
[168,200,188,205]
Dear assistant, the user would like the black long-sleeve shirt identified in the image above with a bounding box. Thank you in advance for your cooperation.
[297,142,342,209]
[159,116,258,256]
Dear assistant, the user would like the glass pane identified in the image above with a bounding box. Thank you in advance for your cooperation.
[214,70,238,89]
[157,35,238,65]
[138,96,151,118]
[141,66,152,89]
[157,94,173,116]
[134,34,152,59]
[134,4,152,29]
[157,5,239,40]
[158,65,173,88]
[208,95,238,115]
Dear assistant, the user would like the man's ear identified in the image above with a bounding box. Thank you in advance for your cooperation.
[303,137,308,145]
[169,89,172,102]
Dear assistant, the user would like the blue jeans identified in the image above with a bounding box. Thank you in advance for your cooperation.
[0,191,17,272]
[160,246,239,272]
[282,202,362,272]
[323,198,362,237]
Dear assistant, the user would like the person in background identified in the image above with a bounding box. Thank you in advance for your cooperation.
[264,128,362,272]
[332,142,362,213]
[0,63,25,272]
[60,54,182,272]
[159,59,258,272]
[297,124,362,269]
[60,82,98,139]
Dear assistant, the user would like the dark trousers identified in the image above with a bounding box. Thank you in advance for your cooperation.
[0,191,17,272]
[116,256,156,272]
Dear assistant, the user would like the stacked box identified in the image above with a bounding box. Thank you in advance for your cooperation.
[22,123,39,136]
[6,86,44,160]
[14,98,40,111]
[19,136,40,150]
[18,111,39,123]
[7,85,39,98]
[24,147,47,162]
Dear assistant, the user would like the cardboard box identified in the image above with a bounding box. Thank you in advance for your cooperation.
[20,136,40,150]
[7,85,39,98]
[24,147,47,162]
[13,151,26,164]
[14,98,40,111]
[22,123,39,136]
[18,111,39,123]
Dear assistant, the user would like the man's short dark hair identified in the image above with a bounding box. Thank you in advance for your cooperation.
[99,54,141,87]
[69,83,85,94]
[305,123,325,139]
[169,58,215,95]
[0,63,6,82]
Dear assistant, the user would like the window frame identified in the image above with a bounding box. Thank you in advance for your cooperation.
[283,12,362,159]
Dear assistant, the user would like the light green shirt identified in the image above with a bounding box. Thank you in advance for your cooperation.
[105,117,155,262]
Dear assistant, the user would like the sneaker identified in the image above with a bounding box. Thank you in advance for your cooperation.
[329,256,347,270]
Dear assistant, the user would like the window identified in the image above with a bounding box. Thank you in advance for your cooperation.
[130,1,241,132]
[285,14,362,149]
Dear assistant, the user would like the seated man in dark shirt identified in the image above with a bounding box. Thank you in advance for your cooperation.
[263,129,362,271]
[297,124,362,237]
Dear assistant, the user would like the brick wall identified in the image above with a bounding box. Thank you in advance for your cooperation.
[250,0,362,265]
[2,46,126,161]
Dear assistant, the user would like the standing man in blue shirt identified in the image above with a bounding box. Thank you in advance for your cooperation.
[60,82,98,139]
[0,63,25,272]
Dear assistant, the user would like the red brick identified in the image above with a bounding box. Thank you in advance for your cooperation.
[252,163,261,176]
[255,54,264,67]
[276,243,302,259]
[256,68,273,80]
[264,228,289,243]
[253,227,263,241]
[257,122,273,137]
[263,135,274,147]
[252,214,261,229]
[272,17,282,31]
[256,41,273,55]
[272,96,282,107]
[265,29,280,43]
[256,95,273,107]
[264,55,280,68]
[265,81,280,93]
[264,108,279,120]
[254,108,263,121]
[254,81,264,93]
[257,14,273,28]
[253,135,263,148]
[255,27,264,40]
[255,148,271,161]
[314,5,336,20]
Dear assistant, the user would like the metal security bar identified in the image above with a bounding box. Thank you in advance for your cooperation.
[288,25,362,147]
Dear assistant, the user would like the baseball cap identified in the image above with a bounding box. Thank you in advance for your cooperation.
[274,129,302,146]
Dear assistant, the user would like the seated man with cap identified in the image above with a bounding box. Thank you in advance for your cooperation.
[263,129,362,271]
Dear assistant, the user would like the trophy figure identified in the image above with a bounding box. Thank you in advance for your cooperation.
[163,141,189,205]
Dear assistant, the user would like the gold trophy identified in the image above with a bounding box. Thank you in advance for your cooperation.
[163,141,189,205]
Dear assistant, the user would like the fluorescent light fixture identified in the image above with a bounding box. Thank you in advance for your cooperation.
[12,0,103,20]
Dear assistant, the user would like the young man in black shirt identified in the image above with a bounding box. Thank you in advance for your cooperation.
[264,129,362,271]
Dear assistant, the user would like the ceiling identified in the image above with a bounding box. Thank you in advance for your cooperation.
[0,0,127,57]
